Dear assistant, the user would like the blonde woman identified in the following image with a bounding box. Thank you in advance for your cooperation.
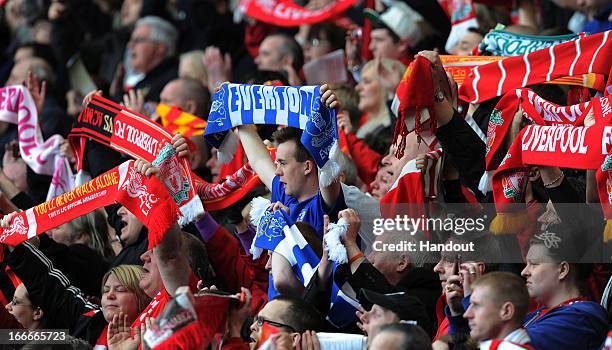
[337,58,406,185]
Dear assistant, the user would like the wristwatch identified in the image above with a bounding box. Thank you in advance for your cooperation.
[434,89,445,102]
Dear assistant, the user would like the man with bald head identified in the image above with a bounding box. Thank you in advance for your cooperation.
[254,33,304,77]
[159,77,211,177]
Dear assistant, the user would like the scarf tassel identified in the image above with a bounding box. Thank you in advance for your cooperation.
[249,197,272,259]
[177,195,205,227]
[319,140,343,188]
[604,220,612,243]
[489,211,530,235]
[146,202,181,250]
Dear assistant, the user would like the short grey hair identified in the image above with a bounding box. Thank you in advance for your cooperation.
[135,16,178,57]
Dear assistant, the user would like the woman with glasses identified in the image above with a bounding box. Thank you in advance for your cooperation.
[5,283,44,330]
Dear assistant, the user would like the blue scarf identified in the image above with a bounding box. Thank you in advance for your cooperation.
[250,198,321,299]
[204,83,342,186]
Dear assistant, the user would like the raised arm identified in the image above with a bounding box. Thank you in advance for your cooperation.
[154,223,190,297]
[236,125,276,190]
[133,157,191,297]
[319,84,342,210]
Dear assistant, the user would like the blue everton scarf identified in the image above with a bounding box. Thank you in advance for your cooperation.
[249,197,321,299]
[327,263,361,330]
[479,29,583,56]
[204,83,342,187]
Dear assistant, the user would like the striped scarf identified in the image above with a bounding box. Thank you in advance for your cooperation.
[205,84,342,187]
[478,30,583,57]
[460,30,612,103]
[157,103,207,137]
[249,197,320,299]
[0,85,72,200]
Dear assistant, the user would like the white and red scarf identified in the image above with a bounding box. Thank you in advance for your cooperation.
[237,0,357,27]
[0,85,73,200]
[486,90,612,237]
[459,30,612,103]
[441,55,606,91]
[0,159,179,250]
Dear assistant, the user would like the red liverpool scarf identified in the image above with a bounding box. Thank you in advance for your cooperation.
[0,160,179,249]
[488,92,612,237]
[392,56,436,159]
[440,56,606,90]
[238,0,357,27]
[69,95,259,212]
[459,30,612,103]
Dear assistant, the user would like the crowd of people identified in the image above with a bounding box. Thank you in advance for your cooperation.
[1,0,612,349]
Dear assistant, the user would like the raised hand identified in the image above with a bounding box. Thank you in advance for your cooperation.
[123,89,146,117]
[133,159,159,178]
[82,89,103,108]
[171,134,190,159]
[320,84,340,111]
[26,71,46,115]
[108,312,139,350]
[203,46,232,94]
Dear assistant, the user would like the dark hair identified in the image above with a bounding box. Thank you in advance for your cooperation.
[371,22,401,43]
[272,127,313,162]
[272,295,323,332]
[376,323,432,350]
[244,70,290,86]
[182,232,216,287]
[13,42,58,68]
[270,33,304,72]
[307,22,346,51]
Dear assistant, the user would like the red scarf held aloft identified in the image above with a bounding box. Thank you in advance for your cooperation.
[440,55,606,91]
[0,160,179,250]
[459,30,612,103]
[392,56,436,159]
[70,95,259,212]
[485,88,592,172]
[489,94,612,237]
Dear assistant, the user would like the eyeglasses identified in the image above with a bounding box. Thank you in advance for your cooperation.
[10,298,32,307]
[255,316,297,333]
[306,38,330,47]
[129,37,158,45]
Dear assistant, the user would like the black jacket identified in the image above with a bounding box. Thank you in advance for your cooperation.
[338,263,440,336]
[6,241,106,346]
[132,57,178,103]
[38,235,109,298]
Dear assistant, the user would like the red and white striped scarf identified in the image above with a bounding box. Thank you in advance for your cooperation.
[459,30,612,103]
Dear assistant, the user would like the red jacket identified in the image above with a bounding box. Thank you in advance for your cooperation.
[339,131,382,186]
[206,225,268,314]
